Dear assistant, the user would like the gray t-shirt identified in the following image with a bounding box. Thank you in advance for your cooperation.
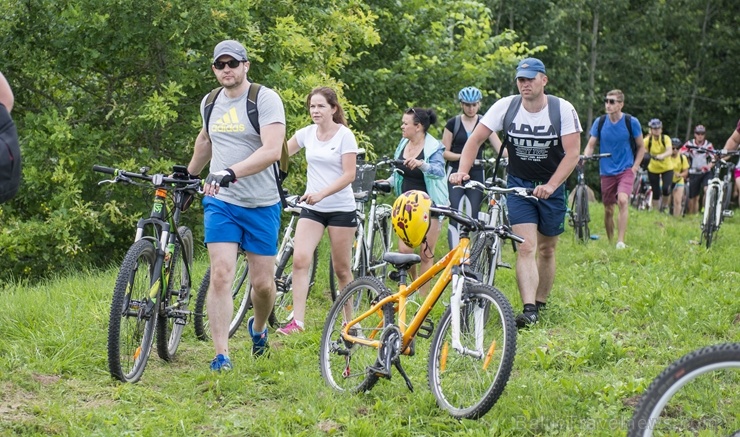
[200,85,286,207]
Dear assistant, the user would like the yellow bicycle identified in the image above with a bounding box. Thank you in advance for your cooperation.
[319,205,520,419]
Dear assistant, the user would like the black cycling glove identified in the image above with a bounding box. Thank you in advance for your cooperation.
[205,168,236,187]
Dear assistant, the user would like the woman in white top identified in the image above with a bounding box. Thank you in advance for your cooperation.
[277,87,359,335]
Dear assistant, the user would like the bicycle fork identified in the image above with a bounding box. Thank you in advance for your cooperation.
[449,266,485,360]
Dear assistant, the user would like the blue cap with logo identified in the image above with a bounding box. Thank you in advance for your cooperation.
[515,58,546,79]
[213,40,248,63]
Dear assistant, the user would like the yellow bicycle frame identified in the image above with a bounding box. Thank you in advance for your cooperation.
[341,235,472,355]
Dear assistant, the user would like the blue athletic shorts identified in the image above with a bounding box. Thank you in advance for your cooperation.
[203,196,281,256]
[506,175,566,237]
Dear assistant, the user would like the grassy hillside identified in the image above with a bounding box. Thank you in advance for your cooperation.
[1,204,738,436]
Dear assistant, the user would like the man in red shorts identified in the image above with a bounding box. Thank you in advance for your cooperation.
[583,89,646,249]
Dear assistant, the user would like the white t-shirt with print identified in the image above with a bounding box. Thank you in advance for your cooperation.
[296,124,359,212]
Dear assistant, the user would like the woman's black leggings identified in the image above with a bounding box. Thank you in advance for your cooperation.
[648,170,674,200]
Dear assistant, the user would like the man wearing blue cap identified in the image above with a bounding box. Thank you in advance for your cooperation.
[187,40,286,369]
[450,57,582,329]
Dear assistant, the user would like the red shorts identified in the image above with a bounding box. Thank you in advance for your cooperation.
[600,169,634,206]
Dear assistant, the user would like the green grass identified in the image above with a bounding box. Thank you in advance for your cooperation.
[1,204,739,436]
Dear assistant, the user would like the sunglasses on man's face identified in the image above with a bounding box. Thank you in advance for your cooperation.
[213,59,243,70]
[603,98,621,105]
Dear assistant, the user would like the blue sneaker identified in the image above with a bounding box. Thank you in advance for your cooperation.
[210,354,232,372]
[248,316,269,357]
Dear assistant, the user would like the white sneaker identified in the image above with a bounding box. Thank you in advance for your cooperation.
[616,241,627,249]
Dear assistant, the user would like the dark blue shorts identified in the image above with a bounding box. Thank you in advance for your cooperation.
[203,196,281,256]
[300,208,358,228]
[506,175,566,237]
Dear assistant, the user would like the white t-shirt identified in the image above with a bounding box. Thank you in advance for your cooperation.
[480,95,582,182]
[296,124,359,212]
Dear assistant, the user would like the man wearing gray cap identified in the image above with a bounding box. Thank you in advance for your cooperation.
[449,57,582,329]
[187,40,286,369]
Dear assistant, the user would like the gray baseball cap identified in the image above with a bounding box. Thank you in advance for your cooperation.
[213,40,248,63]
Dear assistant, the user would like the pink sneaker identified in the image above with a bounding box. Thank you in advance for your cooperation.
[276,320,304,336]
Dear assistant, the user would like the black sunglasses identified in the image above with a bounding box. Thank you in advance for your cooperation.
[213,59,243,70]
[603,98,621,105]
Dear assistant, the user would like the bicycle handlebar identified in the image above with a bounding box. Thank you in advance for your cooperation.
[461,180,537,200]
[430,205,524,243]
[579,153,611,161]
[685,145,740,157]
[93,165,202,191]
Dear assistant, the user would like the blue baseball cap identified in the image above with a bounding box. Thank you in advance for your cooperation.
[515,58,546,79]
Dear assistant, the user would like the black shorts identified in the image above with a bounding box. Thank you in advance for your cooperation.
[688,172,711,199]
[299,208,358,228]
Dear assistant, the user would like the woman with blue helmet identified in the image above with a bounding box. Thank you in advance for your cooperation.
[442,86,503,248]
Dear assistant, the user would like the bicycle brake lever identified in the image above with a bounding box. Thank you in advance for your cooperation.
[97,179,116,186]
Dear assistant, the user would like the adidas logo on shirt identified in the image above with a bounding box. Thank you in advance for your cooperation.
[211,107,245,133]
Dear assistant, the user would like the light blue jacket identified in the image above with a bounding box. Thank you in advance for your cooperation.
[389,133,450,206]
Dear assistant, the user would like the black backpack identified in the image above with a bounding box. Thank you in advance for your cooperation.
[202,83,289,205]
[0,103,20,204]
[596,113,638,158]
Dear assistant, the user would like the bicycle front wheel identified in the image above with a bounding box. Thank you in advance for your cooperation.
[271,247,317,328]
[193,253,251,341]
[156,226,193,361]
[427,283,517,419]
[702,187,717,248]
[319,276,384,393]
[107,239,158,383]
[627,343,740,437]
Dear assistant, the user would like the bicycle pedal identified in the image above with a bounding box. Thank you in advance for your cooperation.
[722,210,734,217]
[367,364,391,379]
[416,318,435,339]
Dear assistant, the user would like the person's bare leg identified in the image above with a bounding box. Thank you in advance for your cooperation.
[534,233,559,304]
[616,192,629,243]
[289,218,325,325]
[604,204,616,242]
[418,218,442,297]
[207,242,239,357]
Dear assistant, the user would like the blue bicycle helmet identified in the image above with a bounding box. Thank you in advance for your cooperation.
[458,87,482,104]
[648,118,662,128]
[671,137,682,147]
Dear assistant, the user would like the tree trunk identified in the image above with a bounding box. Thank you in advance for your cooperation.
[587,2,600,132]
[685,0,713,139]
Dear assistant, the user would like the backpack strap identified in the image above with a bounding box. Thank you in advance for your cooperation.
[545,95,561,138]
[246,83,262,134]
[452,115,462,140]
[202,87,224,141]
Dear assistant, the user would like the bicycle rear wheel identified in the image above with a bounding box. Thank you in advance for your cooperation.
[469,232,499,287]
[574,186,589,242]
[319,276,384,393]
[107,239,158,383]
[270,247,317,328]
[627,343,740,437]
[156,226,193,361]
[193,253,251,341]
[370,212,391,279]
[427,283,516,419]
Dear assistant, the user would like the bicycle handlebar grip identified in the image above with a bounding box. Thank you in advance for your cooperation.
[92,165,115,174]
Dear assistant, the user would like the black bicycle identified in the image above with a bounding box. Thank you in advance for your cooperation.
[568,153,610,242]
[94,164,200,383]
[628,343,740,436]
